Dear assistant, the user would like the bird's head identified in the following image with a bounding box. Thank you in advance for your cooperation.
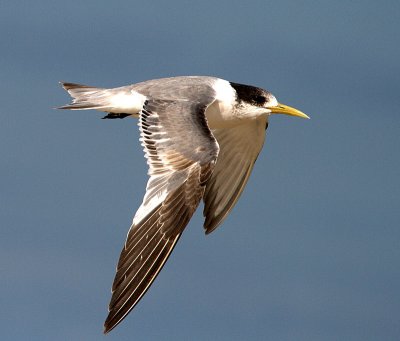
[230,82,309,120]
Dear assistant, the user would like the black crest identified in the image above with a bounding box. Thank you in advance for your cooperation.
[229,82,271,106]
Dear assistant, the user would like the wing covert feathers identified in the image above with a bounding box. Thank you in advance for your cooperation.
[104,98,218,333]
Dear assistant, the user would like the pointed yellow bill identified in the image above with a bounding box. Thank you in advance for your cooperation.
[269,103,310,119]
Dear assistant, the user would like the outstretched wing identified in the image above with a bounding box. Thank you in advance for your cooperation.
[104,98,219,333]
[203,118,268,234]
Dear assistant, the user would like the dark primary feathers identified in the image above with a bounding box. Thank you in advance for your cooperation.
[104,98,219,333]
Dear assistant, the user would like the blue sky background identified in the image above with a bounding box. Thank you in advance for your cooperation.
[1,1,399,340]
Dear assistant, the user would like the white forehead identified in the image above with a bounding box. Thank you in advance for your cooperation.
[266,93,278,107]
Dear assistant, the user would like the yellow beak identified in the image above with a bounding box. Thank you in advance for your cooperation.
[269,103,310,119]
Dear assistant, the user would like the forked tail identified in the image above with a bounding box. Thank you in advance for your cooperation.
[58,82,143,118]
[58,82,109,110]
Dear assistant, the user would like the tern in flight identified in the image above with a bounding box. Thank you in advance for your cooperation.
[59,76,309,333]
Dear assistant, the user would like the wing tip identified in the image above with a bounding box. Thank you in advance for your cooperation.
[103,318,117,334]
[104,308,128,334]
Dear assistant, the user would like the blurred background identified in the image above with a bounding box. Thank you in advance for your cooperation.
[1,1,399,340]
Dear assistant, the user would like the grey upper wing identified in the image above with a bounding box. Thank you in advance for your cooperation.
[203,118,268,234]
[104,98,219,333]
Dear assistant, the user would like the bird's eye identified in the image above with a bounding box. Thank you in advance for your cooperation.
[254,95,266,105]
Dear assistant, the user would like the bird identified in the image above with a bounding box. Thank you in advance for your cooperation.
[59,76,309,333]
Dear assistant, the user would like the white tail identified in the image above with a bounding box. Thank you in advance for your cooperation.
[58,82,145,118]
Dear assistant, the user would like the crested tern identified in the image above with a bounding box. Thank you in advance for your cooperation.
[59,76,309,333]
